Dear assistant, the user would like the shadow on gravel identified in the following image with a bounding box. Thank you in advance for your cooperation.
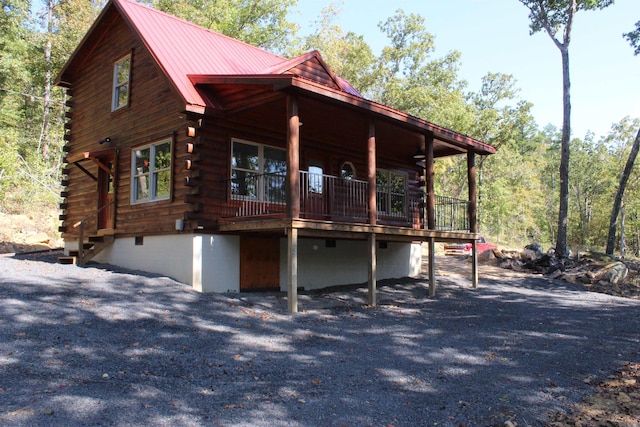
[1,255,640,426]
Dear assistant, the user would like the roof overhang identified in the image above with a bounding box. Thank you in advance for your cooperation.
[189,74,496,156]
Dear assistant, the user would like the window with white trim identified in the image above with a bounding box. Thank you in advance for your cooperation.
[231,139,286,202]
[131,139,172,203]
[112,55,131,111]
[376,169,407,217]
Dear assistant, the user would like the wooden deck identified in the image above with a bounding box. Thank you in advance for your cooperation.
[217,217,477,243]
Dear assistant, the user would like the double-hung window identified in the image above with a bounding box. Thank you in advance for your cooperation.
[376,169,407,218]
[231,139,286,203]
[112,54,131,111]
[131,139,172,203]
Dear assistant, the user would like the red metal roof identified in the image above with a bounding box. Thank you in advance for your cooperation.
[56,0,495,154]
[114,0,290,111]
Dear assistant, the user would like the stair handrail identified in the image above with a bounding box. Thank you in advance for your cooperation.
[72,200,115,264]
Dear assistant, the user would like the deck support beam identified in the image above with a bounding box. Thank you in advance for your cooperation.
[368,233,377,306]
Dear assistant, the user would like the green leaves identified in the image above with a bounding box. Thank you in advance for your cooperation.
[623,21,640,56]
[518,0,613,39]
[149,0,298,54]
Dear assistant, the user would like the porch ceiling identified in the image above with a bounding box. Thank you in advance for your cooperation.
[191,75,495,158]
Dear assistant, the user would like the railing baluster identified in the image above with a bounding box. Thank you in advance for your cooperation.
[222,172,470,232]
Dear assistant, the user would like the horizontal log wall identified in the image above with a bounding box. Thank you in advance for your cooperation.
[60,13,190,239]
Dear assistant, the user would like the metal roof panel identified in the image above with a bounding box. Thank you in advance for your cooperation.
[115,0,287,108]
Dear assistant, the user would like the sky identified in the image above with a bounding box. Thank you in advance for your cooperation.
[291,0,640,142]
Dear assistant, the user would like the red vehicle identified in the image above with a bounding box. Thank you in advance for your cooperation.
[443,236,497,256]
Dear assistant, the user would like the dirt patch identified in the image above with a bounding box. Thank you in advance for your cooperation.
[0,210,62,254]
[546,362,640,426]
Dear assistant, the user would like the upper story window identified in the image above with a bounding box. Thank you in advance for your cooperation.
[131,139,172,204]
[112,54,131,111]
[376,169,407,217]
[231,139,286,202]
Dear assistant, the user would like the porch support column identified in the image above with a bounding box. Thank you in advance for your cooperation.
[428,237,436,296]
[367,120,378,306]
[368,233,376,306]
[367,121,377,225]
[287,227,298,313]
[287,95,300,219]
[425,134,435,230]
[425,134,436,295]
[367,121,377,305]
[467,150,478,288]
[286,95,300,313]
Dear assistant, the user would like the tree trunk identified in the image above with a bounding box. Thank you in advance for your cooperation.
[605,127,640,254]
[556,45,571,256]
[39,0,54,161]
[620,200,626,258]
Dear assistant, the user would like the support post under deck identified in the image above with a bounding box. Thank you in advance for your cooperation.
[287,227,298,313]
[428,238,436,296]
[471,240,478,288]
[368,233,376,306]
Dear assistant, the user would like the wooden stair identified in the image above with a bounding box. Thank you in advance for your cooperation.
[58,235,114,265]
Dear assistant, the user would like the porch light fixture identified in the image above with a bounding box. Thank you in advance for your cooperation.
[99,137,111,145]
[413,147,425,160]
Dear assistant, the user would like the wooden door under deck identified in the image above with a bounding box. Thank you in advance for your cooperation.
[240,236,280,291]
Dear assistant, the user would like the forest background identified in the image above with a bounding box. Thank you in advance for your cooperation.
[1,0,639,256]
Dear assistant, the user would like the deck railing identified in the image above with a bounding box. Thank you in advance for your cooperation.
[223,172,287,218]
[221,172,470,231]
[434,194,469,231]
[300,171,368,220]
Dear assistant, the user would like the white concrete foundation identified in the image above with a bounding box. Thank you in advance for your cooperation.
[279,238,421,291]
[67,234,421,293]
[80,234,240,292]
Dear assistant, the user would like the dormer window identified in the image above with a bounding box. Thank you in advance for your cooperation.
[112,54,131,111]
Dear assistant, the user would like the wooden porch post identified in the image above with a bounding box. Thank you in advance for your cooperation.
[426,134,435,230]
[367,121,377,306]
[367,121,376,225]
[287,95,300,219]
[467,150,478,288]
[425,134,436,295]
[287,95,300,313]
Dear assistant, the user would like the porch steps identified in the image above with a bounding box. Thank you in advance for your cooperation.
[58,235,114,266]
[58,256,77,265]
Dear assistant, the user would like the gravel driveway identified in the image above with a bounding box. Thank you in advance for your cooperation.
[1,252,639,426]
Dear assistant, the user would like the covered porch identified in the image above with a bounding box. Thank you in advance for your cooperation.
[190,75,495,312]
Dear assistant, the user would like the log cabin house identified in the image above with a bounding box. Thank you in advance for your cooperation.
[55,0,496,312]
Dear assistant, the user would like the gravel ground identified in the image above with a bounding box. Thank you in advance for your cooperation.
[1,252,639,427]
